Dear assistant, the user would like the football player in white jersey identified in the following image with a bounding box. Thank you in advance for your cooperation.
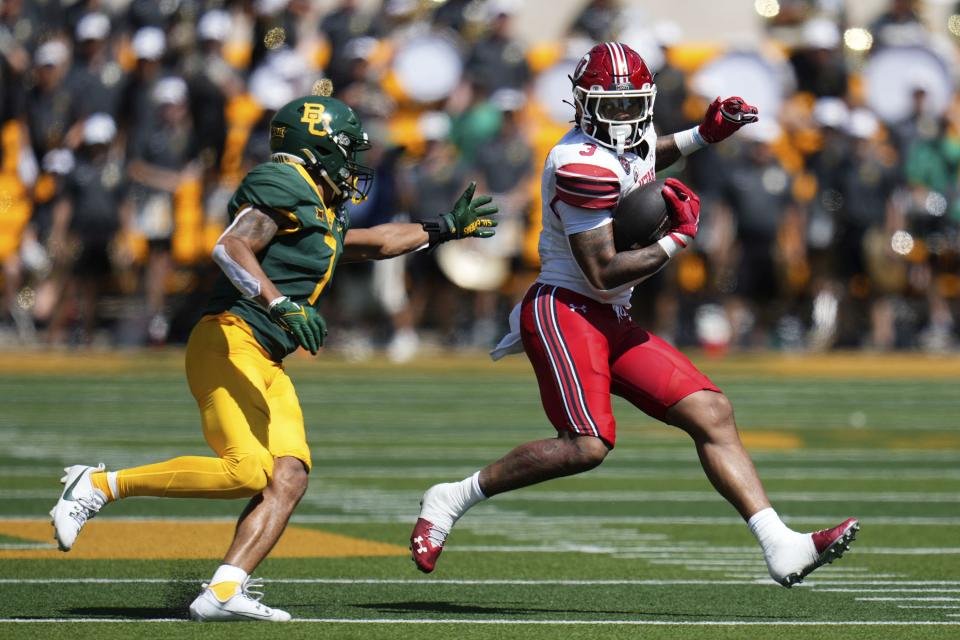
[411,42,858,587]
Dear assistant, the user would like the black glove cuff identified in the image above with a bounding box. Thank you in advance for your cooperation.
[420,217,453,246]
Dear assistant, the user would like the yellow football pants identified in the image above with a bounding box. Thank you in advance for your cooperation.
[115,313,311,500]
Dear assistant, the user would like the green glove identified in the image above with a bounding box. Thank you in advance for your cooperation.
[268,296,327,355]
[423,182,499,244]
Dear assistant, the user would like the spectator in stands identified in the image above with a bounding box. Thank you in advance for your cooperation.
[399,112,470,350]
[66,12,122,117]
[471,88,532,345]
[0,0,32,120]
[790,17,847,98]
[338,36,395,121]
[465,0,529,94]
[126,76,198,344]
[870,0,928,48]
[183,10,237,183]
[834,109,901,348]
[116,27,167,152]
[321,0,376,90]
[721,122,795,347]
[46,114,126,344]
[25,41,77,163]
[571,0,620,42]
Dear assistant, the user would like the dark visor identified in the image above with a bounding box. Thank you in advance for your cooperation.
[596,96,647,122]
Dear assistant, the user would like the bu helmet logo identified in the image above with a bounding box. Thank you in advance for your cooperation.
[300,102,331,137]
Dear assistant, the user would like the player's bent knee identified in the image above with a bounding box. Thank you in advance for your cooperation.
[227,455,269,495]
[705,392,735,427]
[266,457,309,501]
[573,435,610,470]
[692,392,737,439]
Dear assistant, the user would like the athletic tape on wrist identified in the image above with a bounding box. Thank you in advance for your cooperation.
[657,233,691,258]
[674,126,709,156]
[212,244,262,299]
[267,295,289,310]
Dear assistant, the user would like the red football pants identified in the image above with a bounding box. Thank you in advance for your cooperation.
[520,283,721,447]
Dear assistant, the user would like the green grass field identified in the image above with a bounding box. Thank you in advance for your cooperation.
[0,350,958,639]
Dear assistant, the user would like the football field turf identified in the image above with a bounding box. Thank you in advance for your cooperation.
[0,350,958,639]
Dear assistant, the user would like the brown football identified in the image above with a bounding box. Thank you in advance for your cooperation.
[613,179,671,252]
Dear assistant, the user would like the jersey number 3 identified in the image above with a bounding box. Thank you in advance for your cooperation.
[579,143,597,157]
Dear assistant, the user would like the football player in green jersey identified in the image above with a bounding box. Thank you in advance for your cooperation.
[49,95,498,621]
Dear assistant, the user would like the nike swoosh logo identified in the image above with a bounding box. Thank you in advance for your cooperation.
[238,611,276,620]
[61,470,86,502]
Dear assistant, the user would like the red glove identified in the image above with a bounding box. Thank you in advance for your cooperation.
[698,96,759,143]
[661,178,700,250]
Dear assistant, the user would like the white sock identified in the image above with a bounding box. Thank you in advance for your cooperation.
[210,564,248,586]
[748,508,817,581]
[106,472,119,501]
[420,471,487,532]
[748,507,795,552]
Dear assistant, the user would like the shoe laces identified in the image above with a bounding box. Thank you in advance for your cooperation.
[242,577,265,602]
[427,524,449,549]
[69,492,106,527]
[201,578,270,612]
[241,577,272,612]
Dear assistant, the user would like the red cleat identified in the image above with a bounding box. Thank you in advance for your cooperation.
[410,517,447,574]
[783,517,860,587]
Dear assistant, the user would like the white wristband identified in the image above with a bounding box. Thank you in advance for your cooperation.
[673,126,709,156]
[657,233,692,258]
[267,295,289,310]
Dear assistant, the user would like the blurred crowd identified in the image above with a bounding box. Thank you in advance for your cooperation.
[0,0,958,356]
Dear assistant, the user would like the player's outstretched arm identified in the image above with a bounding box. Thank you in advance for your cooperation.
[341,182,498,262]
[341,223,432,262]
[655,96,759,172]
[569,178,700,290]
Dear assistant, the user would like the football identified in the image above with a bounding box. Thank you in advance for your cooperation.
[613,179,672,251]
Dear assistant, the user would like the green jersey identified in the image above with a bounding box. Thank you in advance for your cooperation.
[204,161,349,361]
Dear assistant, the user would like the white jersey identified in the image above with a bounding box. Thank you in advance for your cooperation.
[490,127,657,361]
[537,127,657,306]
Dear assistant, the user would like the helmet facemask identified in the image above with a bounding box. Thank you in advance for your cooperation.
[299,129,374,205]
[574,84,656,155]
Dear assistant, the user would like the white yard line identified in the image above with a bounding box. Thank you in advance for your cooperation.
[2,578,960,586]
[723,573,905,580]
[857,597,960,602]
[9,488,958,503]
[492,491,960,504]
[0,578,778,586]
[447,544,958,556]
[7,466,960,480]
[3,514,960,526]
[818,588,960,593]
[0,618,958,626]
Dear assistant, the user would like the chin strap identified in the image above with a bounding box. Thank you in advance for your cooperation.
[317,168,343,197]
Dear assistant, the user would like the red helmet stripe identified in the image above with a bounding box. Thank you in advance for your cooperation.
[615,42,629,77]
[618,42,628,76]
[603,42,620,77]
[612,42,625,77]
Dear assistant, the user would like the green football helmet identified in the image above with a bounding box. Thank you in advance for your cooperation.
[269,96,373,203]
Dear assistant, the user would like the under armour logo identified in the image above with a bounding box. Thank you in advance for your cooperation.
[413,535,427,554]
[568,304,587,314]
